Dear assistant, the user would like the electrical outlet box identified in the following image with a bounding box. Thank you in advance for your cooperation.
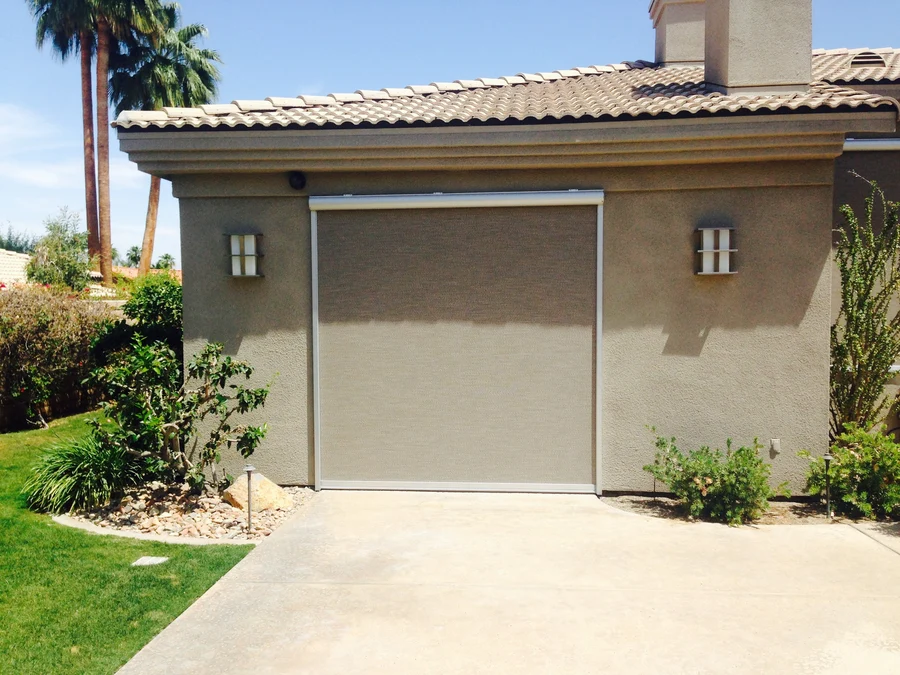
[770,439,781,455]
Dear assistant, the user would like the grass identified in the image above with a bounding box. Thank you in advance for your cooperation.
[0,413,252,675]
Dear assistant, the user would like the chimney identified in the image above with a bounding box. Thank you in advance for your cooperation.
[650,0,707,67]
[704,0,812,95]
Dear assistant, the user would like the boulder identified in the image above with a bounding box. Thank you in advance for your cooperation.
[224,473,293,512]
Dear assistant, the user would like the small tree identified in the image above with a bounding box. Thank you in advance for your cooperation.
[26,208,92,291]
[91,339,271,489]
[831,178,900,440]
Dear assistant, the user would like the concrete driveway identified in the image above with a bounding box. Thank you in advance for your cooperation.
[118,491,900,674]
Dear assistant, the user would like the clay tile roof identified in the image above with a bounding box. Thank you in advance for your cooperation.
[115,51,900,131]
[812,47,900,83]
[233,100,277,112]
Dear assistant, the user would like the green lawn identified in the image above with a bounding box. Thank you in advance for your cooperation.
[0,413,252,675]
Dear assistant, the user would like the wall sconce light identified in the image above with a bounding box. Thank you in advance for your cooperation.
[229,234,263,277]
[696,227,736,275]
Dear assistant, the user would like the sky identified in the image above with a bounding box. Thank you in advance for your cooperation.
[1,0,898,268]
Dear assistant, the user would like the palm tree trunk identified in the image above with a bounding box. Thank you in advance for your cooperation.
[138,175,161,276]
[95,18,113,284]
[79,32,100,259]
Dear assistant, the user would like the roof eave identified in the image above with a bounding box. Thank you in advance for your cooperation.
[118,109,897,178]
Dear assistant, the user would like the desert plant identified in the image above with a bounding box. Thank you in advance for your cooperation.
[0,286,111,429]
[644,433,778,525]
[831,178,900,440]
[23,434,145,513]
[25,208,92,291]
[91,338,270,489]
[802,425,900,519]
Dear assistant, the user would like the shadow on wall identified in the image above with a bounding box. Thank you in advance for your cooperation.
[604,186,832,357]
[833,159,900,239]
[317,206,596,328]
[181,184,831,360]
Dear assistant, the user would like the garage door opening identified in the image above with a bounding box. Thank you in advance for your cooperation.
[310,190,604,494]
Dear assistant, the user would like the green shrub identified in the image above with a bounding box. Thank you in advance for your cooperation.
[91,338,270,490]
[25,208,92,291]
[122,272,182,332]
[801,425,900,519]
[643,433,778,525]
[94,271,183,367]
[23,434,144,513]
[0,287,111,430]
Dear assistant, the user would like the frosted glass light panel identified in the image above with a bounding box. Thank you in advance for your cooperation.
[229,234,262,277]
[696,227,736,275]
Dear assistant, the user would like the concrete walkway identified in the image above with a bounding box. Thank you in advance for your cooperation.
[118,491,900,674]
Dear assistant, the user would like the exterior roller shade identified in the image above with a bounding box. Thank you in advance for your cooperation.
[316,205,596,488]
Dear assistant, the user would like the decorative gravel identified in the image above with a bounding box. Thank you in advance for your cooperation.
[70,481,312,541]
[602,495,835,525]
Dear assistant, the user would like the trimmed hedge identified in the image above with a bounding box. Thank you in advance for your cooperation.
[0,287,111,430]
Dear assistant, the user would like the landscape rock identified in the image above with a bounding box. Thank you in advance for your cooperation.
[223,473,293,512]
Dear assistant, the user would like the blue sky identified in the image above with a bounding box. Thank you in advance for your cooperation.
[1,0,897,267]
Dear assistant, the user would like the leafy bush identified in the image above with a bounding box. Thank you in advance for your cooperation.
[831,178,900,440]
[644,433,778,525]
[0,287,111,430]
[802,425,900,519]
[91,338,270,489]
[122,272,182,331]
[23,434,145,513]
[94,271,183,367]
[25,208,92,291]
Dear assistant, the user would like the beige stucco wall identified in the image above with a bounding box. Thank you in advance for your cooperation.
[174,160,833,493]
[179,197,313,485]
[653,0,706,66]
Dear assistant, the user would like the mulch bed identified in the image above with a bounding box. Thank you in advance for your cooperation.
[71,481,312,541]
[602,494,837,525]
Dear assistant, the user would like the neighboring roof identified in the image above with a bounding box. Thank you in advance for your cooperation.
[116,49,900,132]
[0,248,31,285]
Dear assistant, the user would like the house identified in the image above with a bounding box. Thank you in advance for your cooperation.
[0,248,31,287]
[117,0,900,494]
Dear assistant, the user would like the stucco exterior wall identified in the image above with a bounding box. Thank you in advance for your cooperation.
[179,197,313,485]
[603,184,831,491]
[175,160,833,493]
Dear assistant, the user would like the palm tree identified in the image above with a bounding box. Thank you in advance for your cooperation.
[29,0,100,259]
[29,0,163,284]
[110,3,220,276]
[93,0,163,284]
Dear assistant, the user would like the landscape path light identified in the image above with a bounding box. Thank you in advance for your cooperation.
[244,464,256,532]
[823,451,833,520]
